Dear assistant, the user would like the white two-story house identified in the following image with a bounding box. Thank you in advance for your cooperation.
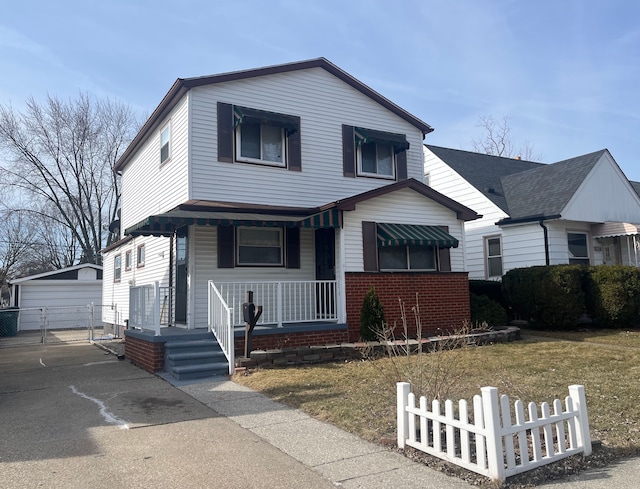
[102,58,479,376]
[424,145,640,280]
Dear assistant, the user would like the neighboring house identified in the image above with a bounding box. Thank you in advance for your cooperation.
[9,263,103,331]
[424,145,640,280]
[102,58,480,374]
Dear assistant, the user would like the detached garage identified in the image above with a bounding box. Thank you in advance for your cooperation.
[9,264,103,331]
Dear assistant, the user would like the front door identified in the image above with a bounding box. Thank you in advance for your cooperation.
[315,228,336,319]
[175,228,188,324]
[603,239,619,266]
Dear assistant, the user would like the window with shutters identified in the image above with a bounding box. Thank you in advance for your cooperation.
[342,125,408,180]
[379,245,437,271]
[236,227,283,266]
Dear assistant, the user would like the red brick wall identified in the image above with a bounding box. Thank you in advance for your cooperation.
[234,329,349,354]
[125,336,165,372]
[345,272,470,341]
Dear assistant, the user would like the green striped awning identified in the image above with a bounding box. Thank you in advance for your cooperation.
[376,223,459,248]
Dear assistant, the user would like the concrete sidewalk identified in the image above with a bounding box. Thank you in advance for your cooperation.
[179,379,640,489]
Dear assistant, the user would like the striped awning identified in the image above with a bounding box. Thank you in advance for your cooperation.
[125,209,341,237]
[376,223,459,248]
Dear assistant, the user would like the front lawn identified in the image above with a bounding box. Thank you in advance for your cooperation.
[234,329,640,484]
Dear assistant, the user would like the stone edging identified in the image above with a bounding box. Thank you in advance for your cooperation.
[235,326,521,369]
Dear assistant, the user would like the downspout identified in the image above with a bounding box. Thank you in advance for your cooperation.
[539,219,550,266]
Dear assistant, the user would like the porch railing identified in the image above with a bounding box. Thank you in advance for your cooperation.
[215,280,338,327]
[129,282,173,335]
[208,281,234,375]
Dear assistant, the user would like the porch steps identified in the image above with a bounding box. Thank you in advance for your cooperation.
[164,339,229,381]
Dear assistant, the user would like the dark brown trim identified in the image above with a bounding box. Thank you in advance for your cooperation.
[437,225,452,272]
[396,150,407,181]
[287,117,302,171]
[362,221,378,271]
[114,58,433,173]
[217,225,235,268]
[217,102,234,162]
[285,227,300,268]
[342,125,355,177]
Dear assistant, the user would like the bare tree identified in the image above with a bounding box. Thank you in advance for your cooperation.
[0,93,136,266]
[472,115,538,161]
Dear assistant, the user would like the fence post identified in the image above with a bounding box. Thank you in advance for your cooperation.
[277,282,283,328]
[481,386,505,481]
[569,385,592,456]
[397,382,410,449]
[41,307,47,344]
[89,303,95,341]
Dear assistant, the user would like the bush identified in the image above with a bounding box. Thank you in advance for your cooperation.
[585,266,640,328]
[360,286,385,340]
[469,280,507,309]
[502,265,585,329]
[470,293,508,327]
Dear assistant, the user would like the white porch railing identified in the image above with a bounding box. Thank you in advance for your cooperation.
[129,282,173,335]
[397,383,591,482]
[208,281,234,375]
[215,280,338,327]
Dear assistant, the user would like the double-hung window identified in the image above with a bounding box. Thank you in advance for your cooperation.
[236,227,283,266]
[137,244,145,267]
[160,125,170,164]
[568,232,590,265]
[342,125,409,180]
[125,250,132,270]
[485,236,503,278]
[237,122,285,165]
[114,255,122,282]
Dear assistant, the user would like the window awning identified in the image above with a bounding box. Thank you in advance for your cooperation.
[124,209,341,237]
[354,127,409,153]
[376,223,459,248]
[233,105,298,133]
[592,221,640,239]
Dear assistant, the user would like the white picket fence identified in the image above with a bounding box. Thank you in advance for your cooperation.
[397,383,591,482]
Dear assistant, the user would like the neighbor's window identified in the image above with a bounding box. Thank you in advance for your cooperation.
[114,254,122,282]
[137,244,145,267]
[423,172,431,186]
[485,236,503,277]
[125,250,132,270]
[568,232,590,265]
[236,227,283,266]
[379,245,436,271]
[160,125,170,164]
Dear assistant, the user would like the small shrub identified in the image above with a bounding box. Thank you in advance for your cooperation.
[360,286,385,341]
[469,280,508,309]
[470,293,508,327]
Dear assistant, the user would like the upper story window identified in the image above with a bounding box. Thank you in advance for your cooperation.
[114,254,122,282]
[125,250,132,270]
[568,232,590,265]
[217,102,301,171]
[160,124,170,164]
[423,172,431,186]
[342,125,409,181]
[137,244,145,267]
[236,227,283,266]
[485,236,503,278]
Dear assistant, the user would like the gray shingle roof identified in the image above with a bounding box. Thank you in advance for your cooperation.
[501,150,606,218]
[426,145,608,219]
[631,181,640,198]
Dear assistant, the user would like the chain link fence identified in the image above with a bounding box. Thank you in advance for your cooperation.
[0,304,124,346]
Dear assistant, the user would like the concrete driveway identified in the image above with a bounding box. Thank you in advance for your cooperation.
[0,342,335,489]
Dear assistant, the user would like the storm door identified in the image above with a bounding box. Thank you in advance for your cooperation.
[175,227,188,324]
[315,228,336,319]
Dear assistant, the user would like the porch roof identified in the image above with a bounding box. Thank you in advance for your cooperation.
[125,208,342,236]
[376,222,459,248]
[592,221,640,239]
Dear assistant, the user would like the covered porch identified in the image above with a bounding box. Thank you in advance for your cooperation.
[592,222,640,267]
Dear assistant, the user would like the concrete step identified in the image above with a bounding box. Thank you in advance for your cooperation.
[170,361,229,381]
[164,339,221,355]
[166,350,227,367]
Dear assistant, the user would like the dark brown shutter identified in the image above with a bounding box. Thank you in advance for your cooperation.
[287,118,302,172]
[362,221,378,271]
[217,102,234,163]
[342,125,355,177]
[437,225,452,272]
[396,150,408,181]
[285,227,300,269]
[217,225,235,268]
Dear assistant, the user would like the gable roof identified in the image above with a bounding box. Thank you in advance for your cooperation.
[631,181,640,198]
[9,263,103,284]
[425,145,543,211]
[115,58,433,173]
[426,145,614,219]
[500,150,606,219]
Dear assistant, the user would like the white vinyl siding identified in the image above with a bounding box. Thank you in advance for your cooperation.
[342,188,465,272]
[189,68,424,208]
[120,96,190,231]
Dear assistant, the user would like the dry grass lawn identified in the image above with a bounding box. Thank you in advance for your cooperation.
[234,328,640,460]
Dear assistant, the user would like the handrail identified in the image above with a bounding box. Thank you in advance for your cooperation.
[208,280,234,375]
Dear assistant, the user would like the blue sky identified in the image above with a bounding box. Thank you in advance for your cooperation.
[2,0,639,180]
